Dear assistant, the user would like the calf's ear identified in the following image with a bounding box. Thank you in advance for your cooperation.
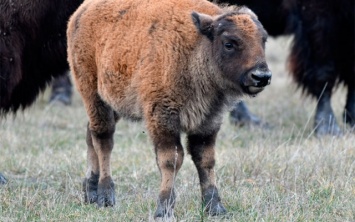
[191,12,214,40]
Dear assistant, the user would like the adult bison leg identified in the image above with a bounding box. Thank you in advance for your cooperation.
[229,101,264,127]
[314,90,342,136]
[344,85,355,128]
[150,127,184,219]
[49,72,73,105]
[83,95,118,207]
[187,132,227,216]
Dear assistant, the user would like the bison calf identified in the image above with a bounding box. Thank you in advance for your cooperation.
[67,0,271,219]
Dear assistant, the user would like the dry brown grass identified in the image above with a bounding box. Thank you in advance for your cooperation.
[1,37,354,221]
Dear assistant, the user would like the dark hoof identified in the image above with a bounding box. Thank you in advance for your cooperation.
[154,207,175,222]
[203,186,227,216]
[83,174,99,204]
[97,177,116,207]
[154,193,175,221]
[314,119,342,137]
[154,202,175,220]
[205,201,227,216]
[0,172,7,185]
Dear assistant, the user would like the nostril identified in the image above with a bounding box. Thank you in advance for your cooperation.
[250,71,272,86]
[251,73,271,81]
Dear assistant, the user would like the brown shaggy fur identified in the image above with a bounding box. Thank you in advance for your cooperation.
[67,0,270,218]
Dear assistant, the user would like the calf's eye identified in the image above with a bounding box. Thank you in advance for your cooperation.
[224,43,234,51]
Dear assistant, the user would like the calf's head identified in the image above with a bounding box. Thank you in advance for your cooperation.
[192,7,271,95]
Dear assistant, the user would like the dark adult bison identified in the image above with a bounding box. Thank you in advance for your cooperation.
[68,0,271,218]
[0,0,82,114]
[0,0,83,183]
[286,0,354,136]
[220,0,355,136]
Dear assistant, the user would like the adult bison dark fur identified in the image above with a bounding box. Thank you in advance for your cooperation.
[217,0,355,136]
[0,0,83,183]
[68,0,271,219]
[0,0,82,114]
[286,0,354,136]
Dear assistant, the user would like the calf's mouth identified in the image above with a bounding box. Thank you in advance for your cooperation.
[241,68,272,95]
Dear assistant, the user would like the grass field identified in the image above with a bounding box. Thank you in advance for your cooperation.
[1,37,354,222]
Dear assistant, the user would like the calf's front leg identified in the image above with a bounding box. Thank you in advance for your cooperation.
[151,131,184,220]
[187,132,227,216]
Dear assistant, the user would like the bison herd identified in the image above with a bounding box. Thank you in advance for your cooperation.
[0,0,354,219]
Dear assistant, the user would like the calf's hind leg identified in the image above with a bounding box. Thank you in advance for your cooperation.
[83,123,99,203]
[187,132,227,216]
[82,95,118,207]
